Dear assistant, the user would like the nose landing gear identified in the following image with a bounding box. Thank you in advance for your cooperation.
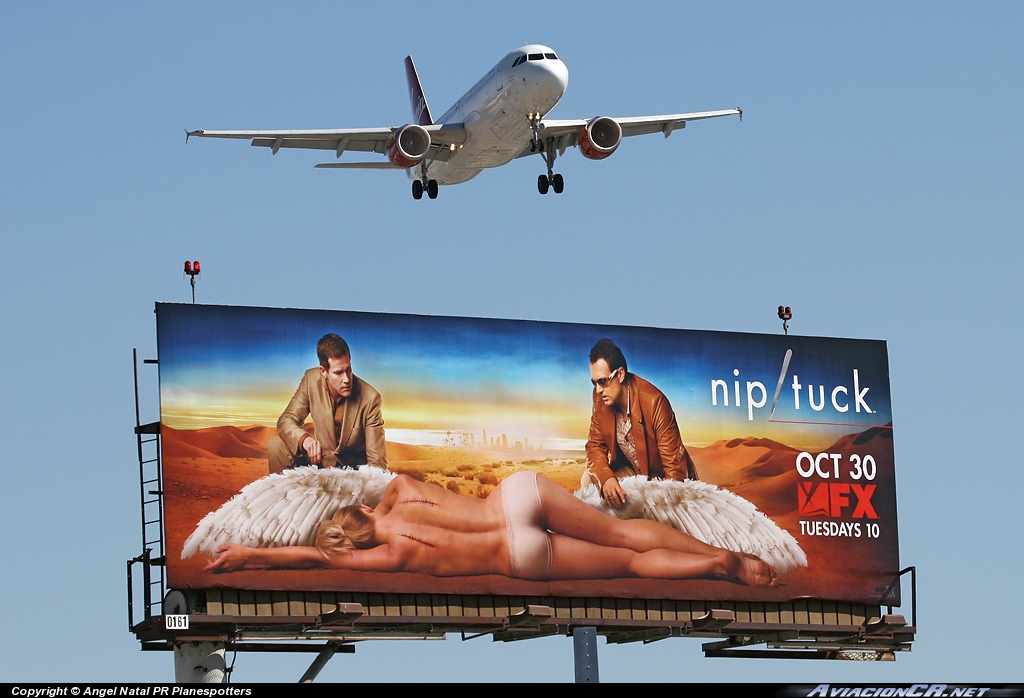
[527,112,544,153]
[537,173,564,195]
[526,113,564,195]
[535,138,564,195]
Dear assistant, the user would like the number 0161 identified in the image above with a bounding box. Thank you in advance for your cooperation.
[165,614,189,630]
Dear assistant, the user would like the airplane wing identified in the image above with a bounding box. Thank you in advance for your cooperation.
[186,123,467,163]
[314,162,401,170]
[519,108,742,158]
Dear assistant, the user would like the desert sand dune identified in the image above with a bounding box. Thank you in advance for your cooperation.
[161,422,899,603]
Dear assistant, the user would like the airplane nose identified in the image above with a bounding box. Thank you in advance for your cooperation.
[521,59,568,106]
[543,59,569,92]
[551,60,569,93]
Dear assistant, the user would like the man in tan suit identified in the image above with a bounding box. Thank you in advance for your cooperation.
[267,333,387,473]
[585,338,698,509]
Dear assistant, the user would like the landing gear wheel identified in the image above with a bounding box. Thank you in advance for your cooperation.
[427,179,438,199]
[537,135,559,195]
[412,180,423,200]
[529,140,537,153]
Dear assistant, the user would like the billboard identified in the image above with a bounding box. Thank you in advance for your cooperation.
[158,303,899,604]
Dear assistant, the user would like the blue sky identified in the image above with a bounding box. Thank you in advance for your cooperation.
[1,1,1021,684]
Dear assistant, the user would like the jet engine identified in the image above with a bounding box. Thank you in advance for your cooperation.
[387,124,432,168]
[578,117,622,160]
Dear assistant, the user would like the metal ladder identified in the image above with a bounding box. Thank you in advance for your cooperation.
[127,348,165,629]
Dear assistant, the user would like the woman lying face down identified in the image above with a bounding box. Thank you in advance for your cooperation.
[206,471,776,586]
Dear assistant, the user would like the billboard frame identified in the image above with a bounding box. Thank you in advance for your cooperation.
[127,309,916,665]
[128,584,916,660]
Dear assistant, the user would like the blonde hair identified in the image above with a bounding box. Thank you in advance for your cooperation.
[315,505,376,555]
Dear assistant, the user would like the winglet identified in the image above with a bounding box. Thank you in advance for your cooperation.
[737,107,743,122]
[404,56,434,126]
[186,129,204,143]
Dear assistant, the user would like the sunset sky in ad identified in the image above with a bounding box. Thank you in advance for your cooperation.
[158,303,892,451]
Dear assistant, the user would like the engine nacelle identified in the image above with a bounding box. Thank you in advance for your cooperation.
[578,117,622,160]
[387,124,432,168]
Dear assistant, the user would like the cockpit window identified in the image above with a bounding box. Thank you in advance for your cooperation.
[544,53,557,60]
[528,53,543,61]
[512,55,525,67]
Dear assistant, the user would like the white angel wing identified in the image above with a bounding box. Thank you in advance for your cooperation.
[181,465,395,559]
[575,476,807,575]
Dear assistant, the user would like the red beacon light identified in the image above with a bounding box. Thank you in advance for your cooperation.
[184,259,201,302]
[777,305,793,334]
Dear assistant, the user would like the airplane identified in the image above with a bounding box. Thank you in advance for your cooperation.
[187,45,741,200]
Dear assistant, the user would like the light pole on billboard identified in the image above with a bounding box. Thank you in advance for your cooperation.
[184,261,201,303]
[778,305,792,335]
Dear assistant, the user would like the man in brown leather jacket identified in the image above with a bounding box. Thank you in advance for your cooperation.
[267,334,387,473]
[585,338,698,508]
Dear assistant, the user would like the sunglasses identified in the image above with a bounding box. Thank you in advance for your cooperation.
[591,367,621,388]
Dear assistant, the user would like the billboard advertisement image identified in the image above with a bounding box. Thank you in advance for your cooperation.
[158,303,899,604]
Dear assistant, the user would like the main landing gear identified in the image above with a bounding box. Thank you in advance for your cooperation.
[412,164,438,200]
[411,179,438,200]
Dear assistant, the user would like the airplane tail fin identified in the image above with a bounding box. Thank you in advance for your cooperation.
[404,56,434,126]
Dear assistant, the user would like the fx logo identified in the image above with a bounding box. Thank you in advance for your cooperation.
[798,482,878,519]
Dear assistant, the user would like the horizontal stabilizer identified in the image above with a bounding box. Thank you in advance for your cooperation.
[315,162,401,169]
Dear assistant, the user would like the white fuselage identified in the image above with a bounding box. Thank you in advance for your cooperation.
[411,45,568,185]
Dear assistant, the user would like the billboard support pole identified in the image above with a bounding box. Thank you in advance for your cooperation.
[572,627,599,683]
[299,642,342,683]
[174,642,227,683]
